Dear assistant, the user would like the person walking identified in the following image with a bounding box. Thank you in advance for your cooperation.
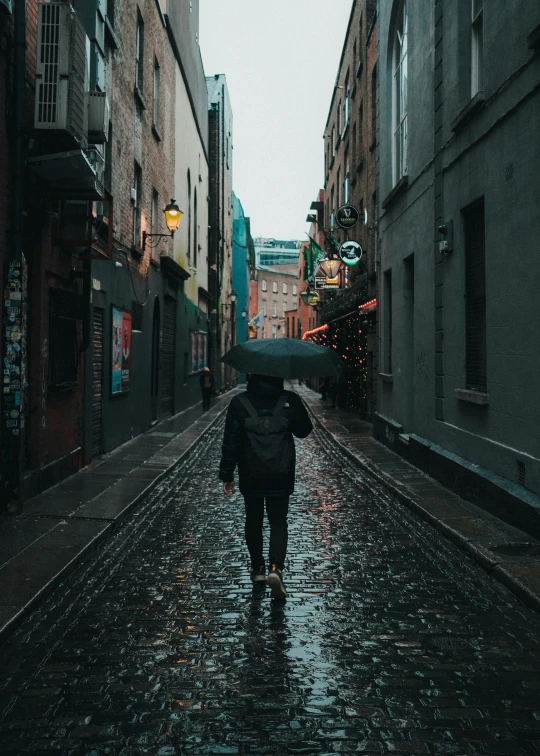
[219,374,313,598]
[200,367,214,412]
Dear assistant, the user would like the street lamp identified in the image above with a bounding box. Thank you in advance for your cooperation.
[319,256,343,279]
[142,198,183,250]
[230,290,237,303]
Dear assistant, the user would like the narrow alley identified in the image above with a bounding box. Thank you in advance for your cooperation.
[1,392,540,755]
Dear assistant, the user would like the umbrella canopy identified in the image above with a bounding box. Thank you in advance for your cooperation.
[220,337,344,378]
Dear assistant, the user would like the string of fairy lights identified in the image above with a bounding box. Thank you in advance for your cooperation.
[303,299,376,413]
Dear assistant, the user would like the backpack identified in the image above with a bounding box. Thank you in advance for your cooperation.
[236,393,295,477]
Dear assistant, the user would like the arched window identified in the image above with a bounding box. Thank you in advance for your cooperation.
[193,188,198,267]
[187,169,191,259]
[392,1,408,185]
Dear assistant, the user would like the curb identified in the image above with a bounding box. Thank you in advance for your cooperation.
[304,398,540,615]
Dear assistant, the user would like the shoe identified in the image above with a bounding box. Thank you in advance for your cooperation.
[267,565,287,598]
[250,565,266,583]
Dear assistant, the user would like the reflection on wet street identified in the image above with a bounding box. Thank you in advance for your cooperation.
[1,418,540,755]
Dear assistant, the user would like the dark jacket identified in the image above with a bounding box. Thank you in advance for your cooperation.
[200,372,214,391]
[219,375,313,497]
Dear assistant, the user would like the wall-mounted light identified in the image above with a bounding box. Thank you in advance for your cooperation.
[142,198,183,251]
[319,257,343,278]
[230,290,237,303]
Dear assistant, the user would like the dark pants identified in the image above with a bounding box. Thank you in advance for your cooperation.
[244,495,289,571]
[201,388,212,410]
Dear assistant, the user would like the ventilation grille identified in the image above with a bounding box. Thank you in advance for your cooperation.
[37,3,61,125]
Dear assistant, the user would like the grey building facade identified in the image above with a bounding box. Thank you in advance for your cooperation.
[376,0,540,517]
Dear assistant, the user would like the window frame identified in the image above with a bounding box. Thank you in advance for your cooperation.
[391,1,408,186]
[471,0,483,97]
[261,279,267,291]
[152,56,160,128]
[135,10,144,94]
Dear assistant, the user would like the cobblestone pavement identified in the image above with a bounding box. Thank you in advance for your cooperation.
[1,417,540,755]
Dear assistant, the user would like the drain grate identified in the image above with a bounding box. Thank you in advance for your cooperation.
[490,542,540,557]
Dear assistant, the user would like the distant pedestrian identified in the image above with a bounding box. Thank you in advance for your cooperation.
[219,374,313,598]
[328,378,338,408]
[200,367,214,411]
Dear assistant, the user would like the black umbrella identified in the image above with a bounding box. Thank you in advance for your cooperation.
[220,337,344,378]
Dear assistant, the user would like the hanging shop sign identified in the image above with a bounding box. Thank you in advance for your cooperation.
[339,240,363,266]
[336,204,360,229]
[111,307,132,395]
[315,276,341,290]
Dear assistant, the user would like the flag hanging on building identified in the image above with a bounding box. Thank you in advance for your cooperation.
[249,310,264,330]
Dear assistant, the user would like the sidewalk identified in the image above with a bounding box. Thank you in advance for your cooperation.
[0,390,241,644]
[299,385,540,614]
[2,383,540,647]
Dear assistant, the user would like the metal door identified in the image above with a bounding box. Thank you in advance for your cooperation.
[161,297,176,415]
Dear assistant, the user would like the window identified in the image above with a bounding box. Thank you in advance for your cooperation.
[371,66,377,143]
[282,283,288,294]
[282,302,287,315]
[292,285,297,296]
[272,325,277,338]
[187,169,191,259]
[193,188,198,267]
[272,281,278,293]
[153,57,160,127]
[343,82,350,132]
[151,188,159,254]
[332,126,336,156]
[135,11,144,93]
[392,2,408,185]
[262,299,266,316]
[383,270,392,372]
[133,162,142,247]
[336,167,341,208]
[48,288,81,390]
[337,101,342,136]
[344,153,350,204]
[471,0,483,96]
[464,199,486,392]
[262,279,267,291]
[272,301,277,317]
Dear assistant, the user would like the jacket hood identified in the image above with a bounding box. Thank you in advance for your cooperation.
[246,374,284,396]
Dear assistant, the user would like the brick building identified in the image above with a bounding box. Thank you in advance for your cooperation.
[318,0,378,416]
[1,0,214,507]
[207,73,234,390]
[251,261,299,341]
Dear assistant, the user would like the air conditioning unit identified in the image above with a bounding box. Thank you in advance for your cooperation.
[88,92,109,143]
[34,3,88,144]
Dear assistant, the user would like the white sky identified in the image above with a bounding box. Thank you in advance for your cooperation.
[199,0,353,241]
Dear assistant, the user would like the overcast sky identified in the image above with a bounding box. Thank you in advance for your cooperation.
[199,0,353,241]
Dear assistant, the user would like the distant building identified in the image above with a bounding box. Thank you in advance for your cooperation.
[232,193,255,381]
[207,73,234,390]
[320,0,378,416]
[253,238,301,268]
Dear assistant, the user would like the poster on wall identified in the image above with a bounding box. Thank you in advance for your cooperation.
[112,307,132,394]
[190,330,198,373]
[198,332,206,371]
[189,330,208,373]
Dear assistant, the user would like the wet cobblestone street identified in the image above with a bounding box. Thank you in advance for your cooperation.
[2,418,540,755]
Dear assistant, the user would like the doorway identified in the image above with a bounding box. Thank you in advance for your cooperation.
[151,298,160,423]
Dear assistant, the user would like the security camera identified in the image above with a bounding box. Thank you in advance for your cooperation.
[438,224,447,235]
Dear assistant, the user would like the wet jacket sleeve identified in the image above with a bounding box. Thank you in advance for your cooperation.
[286,393,313,439]
[219,400,243,482]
